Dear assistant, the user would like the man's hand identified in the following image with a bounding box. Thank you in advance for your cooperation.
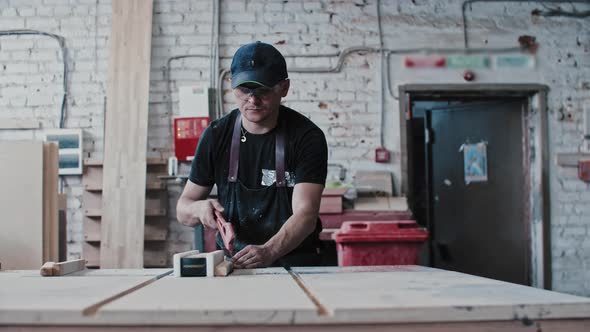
[232,244,277,269]
[180,198,223,229]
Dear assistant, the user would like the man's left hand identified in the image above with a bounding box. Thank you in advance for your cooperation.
[232,245,276,269]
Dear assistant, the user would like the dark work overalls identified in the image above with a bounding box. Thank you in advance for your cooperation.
[217,112,322,267]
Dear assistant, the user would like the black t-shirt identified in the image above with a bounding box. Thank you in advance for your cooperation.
[189,105,328,200]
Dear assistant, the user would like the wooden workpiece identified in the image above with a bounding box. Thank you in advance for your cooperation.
[0,141,45,270]
[214,259,234,277]
[0,266,588,330]
[40,259,86,276]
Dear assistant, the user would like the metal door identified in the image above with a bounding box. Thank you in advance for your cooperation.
[425,100,528,285]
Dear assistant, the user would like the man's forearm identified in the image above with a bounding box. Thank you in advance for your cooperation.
[176,196,197,225]
[263,212,317,259]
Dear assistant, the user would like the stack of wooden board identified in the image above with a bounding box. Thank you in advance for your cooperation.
[82,158,168,268]
[319,187,348,214]
[0,141,59,269]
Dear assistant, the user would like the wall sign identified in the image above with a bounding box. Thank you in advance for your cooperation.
[460,141,488,185]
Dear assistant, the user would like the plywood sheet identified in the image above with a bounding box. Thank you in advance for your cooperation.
[0,275,154,325]
[97,275,317,325]
[297,269,590,324]
[101,0,154,268]
[0,141,44,270]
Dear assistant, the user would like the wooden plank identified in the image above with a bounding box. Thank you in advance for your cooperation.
[40,259,86,276]
[58,193,67,261]
[43,143,60,262]
[97,275,318,325]
[0,119,40,129]
[296,269,590,324]
[100,0,154,268]
[0,141,44,269]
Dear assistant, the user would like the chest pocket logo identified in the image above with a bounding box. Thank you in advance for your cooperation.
[261,169,295,187]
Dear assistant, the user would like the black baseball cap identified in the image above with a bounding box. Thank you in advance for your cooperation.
[230,41,288,88]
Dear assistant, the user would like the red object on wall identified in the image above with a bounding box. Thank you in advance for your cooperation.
[404,56,446,68]
[579,160,590,182]
[333,221,428,266]
[174,117,210,161]
[375,147,390,163]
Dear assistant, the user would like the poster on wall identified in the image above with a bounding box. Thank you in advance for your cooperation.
[43,129,83,175]
[460,141,488,185]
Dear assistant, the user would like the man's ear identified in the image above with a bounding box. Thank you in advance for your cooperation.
[280,79,290,97]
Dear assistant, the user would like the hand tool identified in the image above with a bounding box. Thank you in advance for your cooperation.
[215,210,235,255]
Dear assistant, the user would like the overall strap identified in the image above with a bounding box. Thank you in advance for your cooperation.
[227,111,286,187]
[275,127,286,187]
[228,112,242,183]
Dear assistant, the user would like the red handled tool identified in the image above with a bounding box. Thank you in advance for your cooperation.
[214,210,235,255]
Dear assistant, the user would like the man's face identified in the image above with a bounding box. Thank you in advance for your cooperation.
[233,80,290,125]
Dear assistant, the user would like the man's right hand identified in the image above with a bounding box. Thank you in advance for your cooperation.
[181,198,224,229]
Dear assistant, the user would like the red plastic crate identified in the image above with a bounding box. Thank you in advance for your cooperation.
[332,221,428,266]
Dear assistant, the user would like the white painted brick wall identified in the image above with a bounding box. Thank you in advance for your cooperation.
[1,0,589,295]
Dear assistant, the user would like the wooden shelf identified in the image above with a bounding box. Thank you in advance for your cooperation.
[84,181,166,191]
[84,208,166,218]
[83,216,168,242]
[84,158,167,166]
[83,242,167,268]
[82,157,170,268]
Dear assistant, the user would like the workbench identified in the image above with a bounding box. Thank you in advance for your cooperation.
[1,266,589,331]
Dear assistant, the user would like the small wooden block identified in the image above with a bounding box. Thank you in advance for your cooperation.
[214,260,234,277]
[40,259,86,277]
[205,250,224,277]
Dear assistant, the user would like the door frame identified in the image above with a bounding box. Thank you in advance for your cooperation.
[399,84,550,290]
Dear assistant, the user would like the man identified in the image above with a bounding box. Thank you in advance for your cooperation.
[176,41,328,268]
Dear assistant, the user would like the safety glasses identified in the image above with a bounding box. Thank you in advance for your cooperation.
[234,81,283,101]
